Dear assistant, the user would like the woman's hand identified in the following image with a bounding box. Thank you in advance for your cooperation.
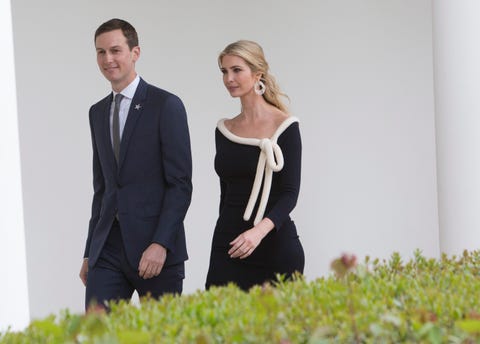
[229,218,274,259]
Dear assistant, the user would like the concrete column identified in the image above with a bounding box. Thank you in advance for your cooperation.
[433,1,480,253]
[0,0,30,331]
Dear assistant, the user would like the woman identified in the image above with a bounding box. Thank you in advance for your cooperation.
[205,40,305,291]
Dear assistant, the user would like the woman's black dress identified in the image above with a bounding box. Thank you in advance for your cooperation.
[205,118,305,291]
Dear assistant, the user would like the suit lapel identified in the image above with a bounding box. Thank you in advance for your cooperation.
[118,78,148,169]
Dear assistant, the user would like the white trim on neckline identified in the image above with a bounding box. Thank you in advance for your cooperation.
[217,116,299,145]
[216,116,299,225]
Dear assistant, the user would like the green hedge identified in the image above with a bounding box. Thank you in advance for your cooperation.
[2,250,480,343]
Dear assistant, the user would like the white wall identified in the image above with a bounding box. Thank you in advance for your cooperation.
[0,0,30,331]
[10,0,438,321]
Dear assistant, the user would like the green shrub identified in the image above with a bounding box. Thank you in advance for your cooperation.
[2,250,480,343]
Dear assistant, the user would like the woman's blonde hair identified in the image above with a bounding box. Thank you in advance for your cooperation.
[218,40,289,113]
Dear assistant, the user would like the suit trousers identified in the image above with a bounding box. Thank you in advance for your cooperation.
[85,219,184,310]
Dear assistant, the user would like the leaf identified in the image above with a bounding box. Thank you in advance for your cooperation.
[456,319,480,334]
[116,330,151,344]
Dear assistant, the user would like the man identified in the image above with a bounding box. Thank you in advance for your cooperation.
[79,18,192,310]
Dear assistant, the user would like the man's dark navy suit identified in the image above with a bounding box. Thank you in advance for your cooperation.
[84,78,192,283]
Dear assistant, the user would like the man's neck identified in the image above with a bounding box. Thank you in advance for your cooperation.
[112,73,138,93]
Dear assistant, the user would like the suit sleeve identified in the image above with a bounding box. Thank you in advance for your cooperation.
[152,95,193,251]
[264,122,302,230]
[84,108,105,258]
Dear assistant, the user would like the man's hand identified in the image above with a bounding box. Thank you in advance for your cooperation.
[79,258,89,286]
[138,243,167,279]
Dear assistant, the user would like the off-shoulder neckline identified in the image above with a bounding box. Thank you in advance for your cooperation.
[217,116,299,145]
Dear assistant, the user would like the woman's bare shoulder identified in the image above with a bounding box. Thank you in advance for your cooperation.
[223,114,242,131]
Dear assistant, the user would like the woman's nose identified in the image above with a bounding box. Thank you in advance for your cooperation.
[225,72,234,83]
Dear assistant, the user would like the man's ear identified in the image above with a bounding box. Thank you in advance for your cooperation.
[132,46,141,62]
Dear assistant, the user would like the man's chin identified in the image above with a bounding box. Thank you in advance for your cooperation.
[102,72,119,83]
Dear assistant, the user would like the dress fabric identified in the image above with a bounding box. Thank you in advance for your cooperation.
[205,119,305,291]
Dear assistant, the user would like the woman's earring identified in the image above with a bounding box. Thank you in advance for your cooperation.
[254,80,266,95]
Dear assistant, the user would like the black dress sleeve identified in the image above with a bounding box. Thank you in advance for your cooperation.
[215,128,227,215]
[219,179,226,215]
[264,122,302,229]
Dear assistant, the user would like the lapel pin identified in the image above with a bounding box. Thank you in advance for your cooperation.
[135,104,142,110]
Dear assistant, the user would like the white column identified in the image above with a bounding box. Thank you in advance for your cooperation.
[433,1,480,254]
[0,0,30,331]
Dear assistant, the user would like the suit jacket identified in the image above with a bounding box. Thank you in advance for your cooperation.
[84,78,192,269]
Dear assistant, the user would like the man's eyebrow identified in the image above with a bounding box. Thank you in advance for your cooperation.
[96,45,121,51]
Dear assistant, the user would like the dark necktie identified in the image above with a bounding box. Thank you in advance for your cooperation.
[112,93,124,162]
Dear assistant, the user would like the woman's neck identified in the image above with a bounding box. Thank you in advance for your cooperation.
[239,95,270,121]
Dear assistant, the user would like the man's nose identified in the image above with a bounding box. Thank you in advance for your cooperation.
[105,52,113,62]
